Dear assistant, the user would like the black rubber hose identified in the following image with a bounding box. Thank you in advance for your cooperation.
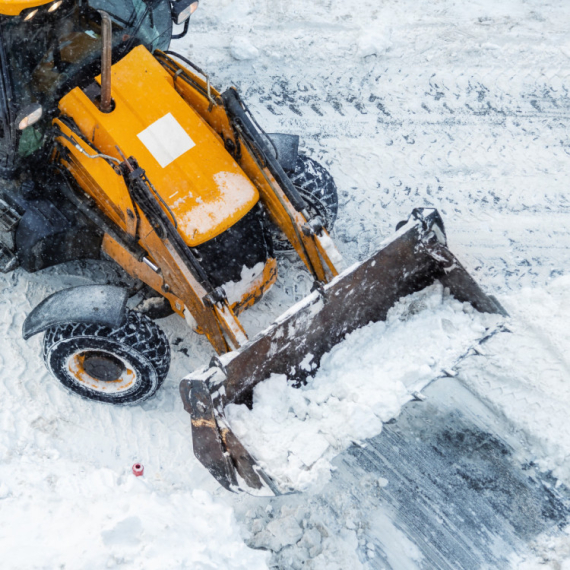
[221,88,308,214]
[124,164,216,293]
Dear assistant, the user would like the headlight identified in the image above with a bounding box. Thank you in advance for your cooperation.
[172,0,199,25]
[48,1,64,13]
[17,104,43,130]
[23,9,39,21]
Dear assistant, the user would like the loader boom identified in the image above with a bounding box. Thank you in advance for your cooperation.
[53,45,344,356]
[156,52,343,283]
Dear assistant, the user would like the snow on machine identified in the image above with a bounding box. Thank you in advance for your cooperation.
[0,1,505,492]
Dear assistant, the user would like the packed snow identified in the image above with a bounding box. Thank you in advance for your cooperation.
[0,270,269,569]
[2,0,570,567]
[226,284,502,490]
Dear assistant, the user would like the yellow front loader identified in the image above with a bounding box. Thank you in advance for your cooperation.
[0,0,506,493]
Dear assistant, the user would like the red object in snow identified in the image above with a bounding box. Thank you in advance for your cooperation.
[132,463,144,477]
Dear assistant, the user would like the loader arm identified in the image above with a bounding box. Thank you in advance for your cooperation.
[53,120,247,354]
[155,51,342,283]
[50,44,327,356]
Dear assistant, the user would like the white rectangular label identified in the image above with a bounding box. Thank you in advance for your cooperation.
[137,112,195,168]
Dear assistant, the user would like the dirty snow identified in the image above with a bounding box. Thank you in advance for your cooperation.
[2,0,570,567]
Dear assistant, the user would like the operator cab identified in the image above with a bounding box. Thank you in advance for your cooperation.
[0,0,195,174]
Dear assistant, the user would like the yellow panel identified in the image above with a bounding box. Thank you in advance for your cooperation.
[53,118,133,231]
[58,45,259,247]
[0,0,52,16]
[231,258,278,315]
[156,53,335,282]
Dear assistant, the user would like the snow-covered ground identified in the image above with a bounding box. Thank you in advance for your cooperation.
[2,0,570,567]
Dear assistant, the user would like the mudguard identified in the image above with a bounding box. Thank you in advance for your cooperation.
[22,285,128,340]
[180,209,508,494]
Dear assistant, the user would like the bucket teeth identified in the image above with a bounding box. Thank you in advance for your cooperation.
[180,379,279,495]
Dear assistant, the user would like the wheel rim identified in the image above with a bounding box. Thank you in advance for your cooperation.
[67,349,138,394]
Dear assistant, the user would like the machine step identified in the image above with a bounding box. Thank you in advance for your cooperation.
[0,241,17,273]
[0,198,20,233]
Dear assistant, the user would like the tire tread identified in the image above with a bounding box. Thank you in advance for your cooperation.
[43,310,170,404]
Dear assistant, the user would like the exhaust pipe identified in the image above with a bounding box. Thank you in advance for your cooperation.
[99,11,112,113]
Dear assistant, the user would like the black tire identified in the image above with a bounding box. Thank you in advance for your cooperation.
[273,154,339,252]
[43,310,170,405]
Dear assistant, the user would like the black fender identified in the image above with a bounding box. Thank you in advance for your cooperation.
[22,285,129,340]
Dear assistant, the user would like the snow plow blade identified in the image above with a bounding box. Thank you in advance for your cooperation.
[180,208,507,493]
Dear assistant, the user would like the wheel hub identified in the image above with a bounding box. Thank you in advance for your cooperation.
[82,351,126,382]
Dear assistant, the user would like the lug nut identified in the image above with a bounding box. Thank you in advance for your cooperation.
[132,463,144,477]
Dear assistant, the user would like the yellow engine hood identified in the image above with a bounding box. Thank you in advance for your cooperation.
[0,0,52,16]
[58,45,259,247]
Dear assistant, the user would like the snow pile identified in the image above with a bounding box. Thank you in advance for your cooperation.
[0,272,268,570]
[0,466,265,570]
[230,36,260,60]
[356,26,392,58]
[226,284,501,489]
[460,274,570,486]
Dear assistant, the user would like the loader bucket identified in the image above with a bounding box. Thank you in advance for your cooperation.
[179,209,507,493]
